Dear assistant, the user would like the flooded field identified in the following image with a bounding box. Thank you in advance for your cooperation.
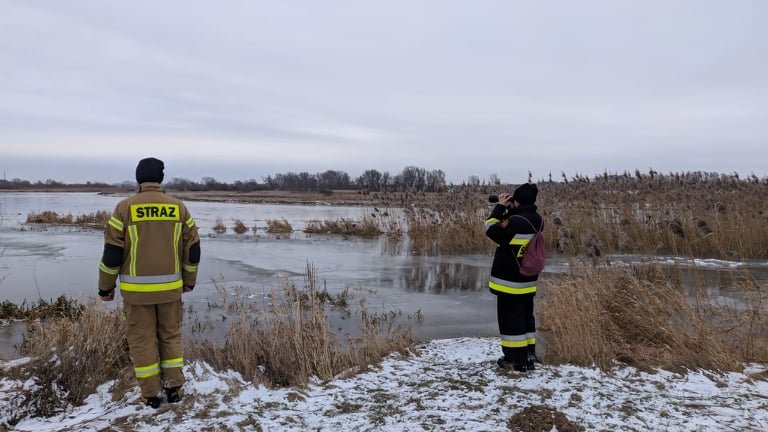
[2,191,768,359]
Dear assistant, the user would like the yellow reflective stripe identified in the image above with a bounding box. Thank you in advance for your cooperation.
[99,262,120,275]
[489,281,537,295]
[120,279,183,292]
[173,222,182,274]
[108,217,124,231]
[527,338,536,345]
[185,217,195,228]
[183,264,198,272]
[128,225,139,276]
[509,238,530,246]
[501,339,530,348]
[485,218,500,225]
[160,357,184,369]
[135,363,160,378]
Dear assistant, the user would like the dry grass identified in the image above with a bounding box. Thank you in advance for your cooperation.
[376,173,768,258]
[386,189,489,254]
[25,210,110,228]
[0,295,83,322]
[302,216,384,237]
[538,264,768,371]
[212,216,227,234]
[232,219,248,234]
[188,264,415,387]
[6,301,130,423]
[266,219,293,234]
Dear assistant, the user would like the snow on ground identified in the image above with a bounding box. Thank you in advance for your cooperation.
[3,337,768,431]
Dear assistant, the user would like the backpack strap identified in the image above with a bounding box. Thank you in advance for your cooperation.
[509,214,544,233]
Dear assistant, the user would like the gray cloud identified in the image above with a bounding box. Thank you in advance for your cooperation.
[1,0,766,183]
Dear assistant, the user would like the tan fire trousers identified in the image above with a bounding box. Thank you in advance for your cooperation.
[124,300,185,397]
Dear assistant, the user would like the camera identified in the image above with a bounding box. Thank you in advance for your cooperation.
[488,194,501,203]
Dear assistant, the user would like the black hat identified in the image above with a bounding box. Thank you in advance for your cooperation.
[512,183,538,205]
[135,157,165,184]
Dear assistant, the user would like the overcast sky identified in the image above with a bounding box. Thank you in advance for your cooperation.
[1,0,766,184]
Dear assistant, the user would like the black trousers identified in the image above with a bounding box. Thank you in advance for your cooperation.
[497,293,536,365]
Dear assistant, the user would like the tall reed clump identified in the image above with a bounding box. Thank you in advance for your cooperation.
[25,210,110,228]
[538,264,768,371]
[389,188,490,254]
[188,264,414,387]
[232,219,248,234]
[266,218,293,234]
[212,216,227,233]
[303,216,384,237]
[8,301,130,423]
[383,171,768,259]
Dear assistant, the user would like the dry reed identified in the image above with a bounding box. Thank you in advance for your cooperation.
[212,216,227,233]
[266,219,293,234]
[382,172,768,259]
[9,301,130,422]
[188,264,414,387]
[538,264,768,371]
[302,216,384,237]
[232,219,248,234]
[25,210,110,228]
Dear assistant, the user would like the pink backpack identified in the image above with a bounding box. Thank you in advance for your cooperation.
[510,215,546,276]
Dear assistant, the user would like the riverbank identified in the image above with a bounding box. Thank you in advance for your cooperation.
[1,188,381,206]
[3,337,767,431]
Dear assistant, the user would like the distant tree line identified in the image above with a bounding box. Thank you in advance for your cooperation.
[4,168,761,193]
[0,166,449,193]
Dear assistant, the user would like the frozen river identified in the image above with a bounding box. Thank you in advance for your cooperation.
[2,191,768,359]
[0,192,505,358]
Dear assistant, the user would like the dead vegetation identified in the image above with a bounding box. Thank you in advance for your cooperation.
[375,170,768,258]
[25,210,110,229]
[0,295,83,322]
[507,405,585,432]
[232,219,248,234]
[188,264,415,387]
[7,301,130,425]
[265,219,293,234]
[539,264,768,371]
[303,216,383,237]
[212,216,227,234]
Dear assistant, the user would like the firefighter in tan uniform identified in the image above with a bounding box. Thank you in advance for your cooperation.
[97,157,201,408]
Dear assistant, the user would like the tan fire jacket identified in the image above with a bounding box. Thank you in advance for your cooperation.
[98,183,200,305]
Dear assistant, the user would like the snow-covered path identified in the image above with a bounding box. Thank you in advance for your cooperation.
[3,337,768,431]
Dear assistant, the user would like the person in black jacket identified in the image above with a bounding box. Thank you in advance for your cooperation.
[484,183,542,372]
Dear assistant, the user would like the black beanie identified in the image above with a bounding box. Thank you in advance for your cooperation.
[135,157,165,184]
[512,183,538,205]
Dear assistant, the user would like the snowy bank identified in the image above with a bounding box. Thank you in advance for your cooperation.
[2,337,768,431]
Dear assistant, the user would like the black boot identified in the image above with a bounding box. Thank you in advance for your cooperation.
[526,353,536,371]
[164,386,182,403]
[142,396,161,409]
[498,356,527,372]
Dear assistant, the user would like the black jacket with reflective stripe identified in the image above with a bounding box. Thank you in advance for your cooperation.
[484,204,542,295]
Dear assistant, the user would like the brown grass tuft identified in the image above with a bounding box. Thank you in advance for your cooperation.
[232,219,248,234]
[8,301,130,422]
[25,210,109,228]
[212,216,227,233]
[302,217,383,237]
[188,264,414,387]
[539,264,768,371]
[266,219,293,234]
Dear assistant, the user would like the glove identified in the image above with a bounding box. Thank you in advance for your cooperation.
[183,285,194,293]
[99,288,115,301]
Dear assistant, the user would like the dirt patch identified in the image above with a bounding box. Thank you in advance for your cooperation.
[507,405,585,432]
